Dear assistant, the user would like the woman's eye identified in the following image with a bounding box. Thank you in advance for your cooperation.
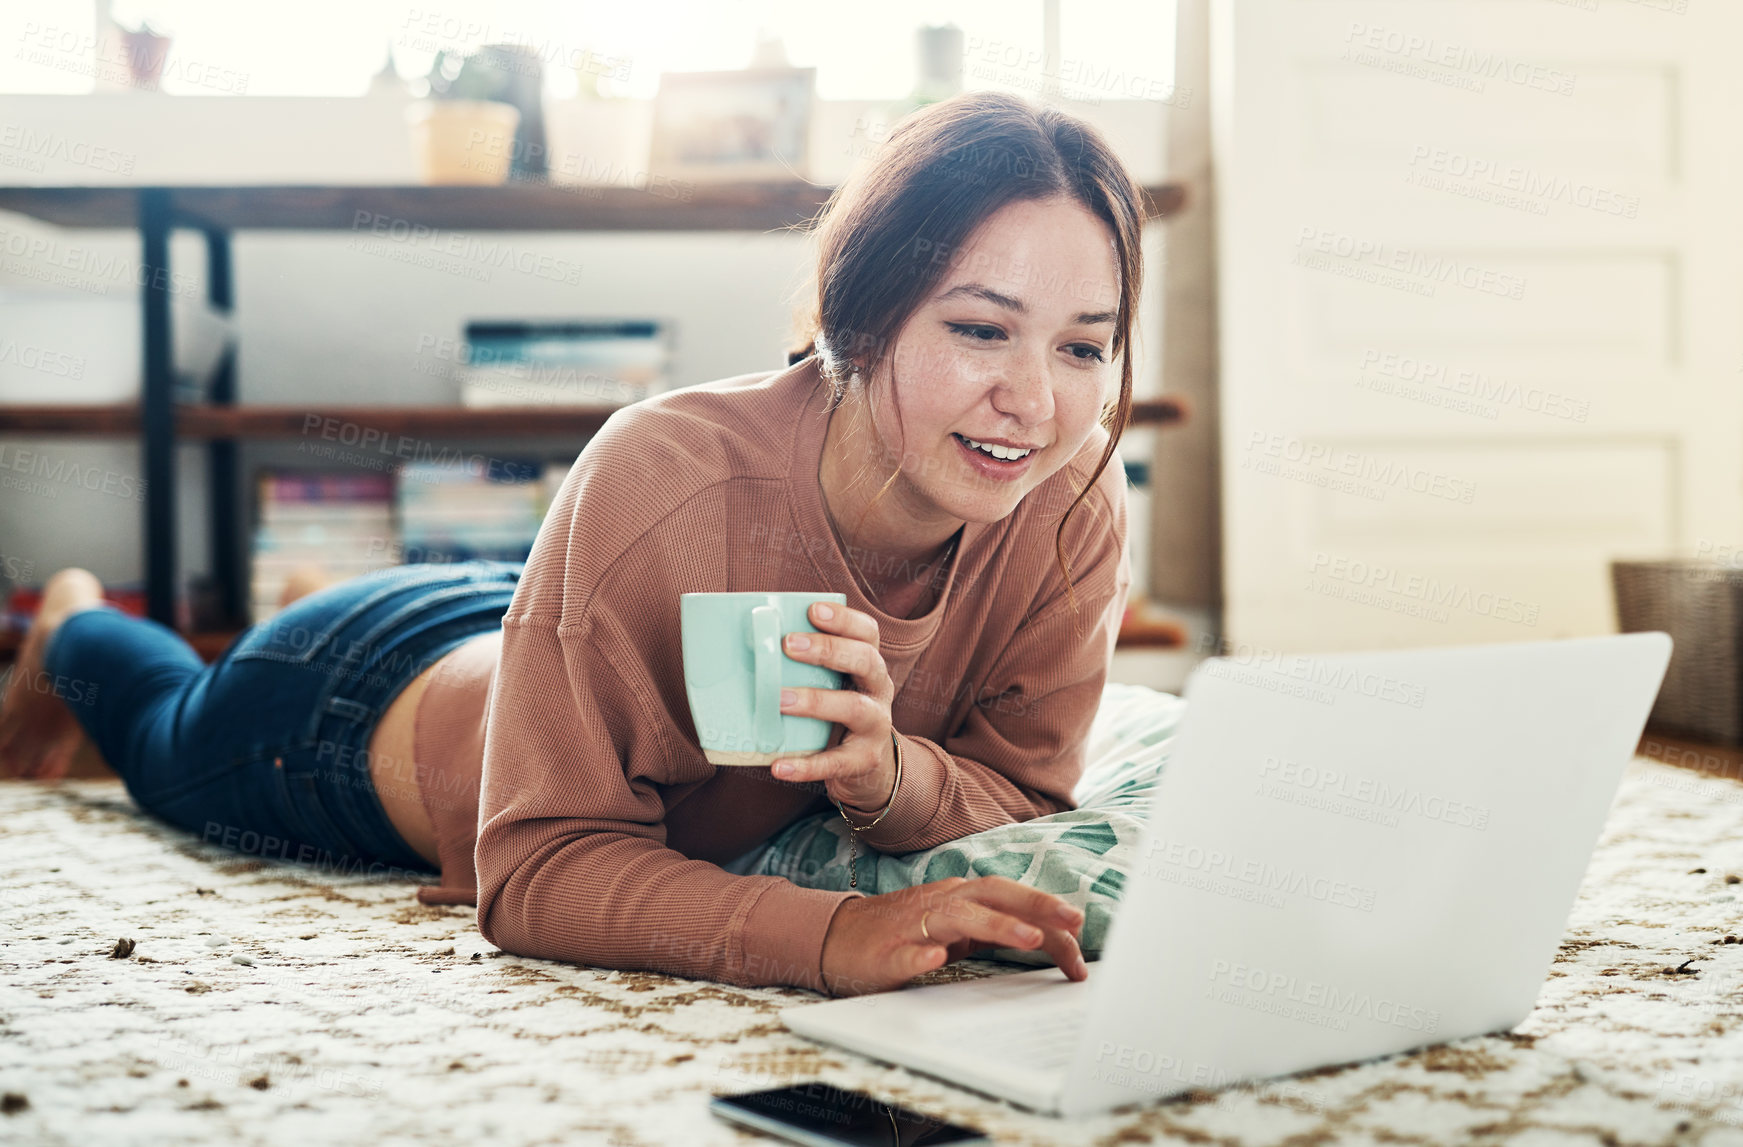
[1067,344,1107,363]
[947,322,1004,342]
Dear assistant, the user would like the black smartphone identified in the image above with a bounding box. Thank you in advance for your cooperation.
[708,1082,991,1147]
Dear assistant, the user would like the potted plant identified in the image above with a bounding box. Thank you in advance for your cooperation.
[405,49,521,185]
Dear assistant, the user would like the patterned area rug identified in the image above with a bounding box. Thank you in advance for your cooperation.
[4,760,1743,1147]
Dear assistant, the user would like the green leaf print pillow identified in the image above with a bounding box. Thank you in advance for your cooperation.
[742,682,1185,966]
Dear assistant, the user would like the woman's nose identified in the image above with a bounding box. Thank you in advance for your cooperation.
[991,354,1055,424]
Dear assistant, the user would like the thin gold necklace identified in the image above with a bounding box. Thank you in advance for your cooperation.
[825,502,959,614]
[818,408,959,610]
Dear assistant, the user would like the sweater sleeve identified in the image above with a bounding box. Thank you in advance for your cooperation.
[473,614,862,993]
[849,472,1132,855]
[470,400,870,994]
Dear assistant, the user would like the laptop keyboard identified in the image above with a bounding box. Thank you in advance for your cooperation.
[934,1008,1086,1072]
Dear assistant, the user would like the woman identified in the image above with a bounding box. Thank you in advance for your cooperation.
[0,90,1141,998]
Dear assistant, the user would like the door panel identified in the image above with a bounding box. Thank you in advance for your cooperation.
[1213,0,1743,650]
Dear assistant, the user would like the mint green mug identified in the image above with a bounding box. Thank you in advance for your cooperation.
[681,591,848,766]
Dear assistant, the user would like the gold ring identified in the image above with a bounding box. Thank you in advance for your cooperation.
[919,910,934,943]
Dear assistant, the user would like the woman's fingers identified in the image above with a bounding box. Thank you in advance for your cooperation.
[773,685,879,780]
[920,901,1048,952]
[944,937,978,962]
[921,877,1089,978]
[1040,925,1090,981]
[774,606,895,787]
[913,898,1087,980]
[944,874,1085,935]
[807,601,881,652]
[781,683,881,728]
[821,878,1092,996]
[785,627,892,697]
[767,736,876,785]
[910,944,948,976]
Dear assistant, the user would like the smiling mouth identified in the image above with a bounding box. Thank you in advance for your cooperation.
[952,433,1038,462]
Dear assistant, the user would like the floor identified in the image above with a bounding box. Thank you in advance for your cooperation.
[4,754,1743,1146]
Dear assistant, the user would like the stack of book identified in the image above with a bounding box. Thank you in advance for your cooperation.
[458,320,669,409]
[250,472,396,623]
[397,458,547,565]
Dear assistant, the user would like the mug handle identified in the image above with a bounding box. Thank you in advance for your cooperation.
[750,604,785,755]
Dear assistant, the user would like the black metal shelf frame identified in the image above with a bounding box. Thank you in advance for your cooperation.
[139,189,240,627]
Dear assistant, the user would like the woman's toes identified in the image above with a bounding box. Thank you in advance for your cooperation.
[0,573,100,782]
[37,569,104,627]
[279,567,334,608]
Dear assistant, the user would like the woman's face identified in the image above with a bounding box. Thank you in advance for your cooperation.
[866,195,1123,527]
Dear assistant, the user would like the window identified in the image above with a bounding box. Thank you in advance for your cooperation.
[2,1,1176,103]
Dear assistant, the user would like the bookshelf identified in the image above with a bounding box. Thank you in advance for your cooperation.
[0,180,1187,652]
[2,615,1183,666]
[0,399,1185,440]
[0,182,1185,232]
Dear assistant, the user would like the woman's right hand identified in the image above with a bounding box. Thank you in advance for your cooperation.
[818,876,1088,997]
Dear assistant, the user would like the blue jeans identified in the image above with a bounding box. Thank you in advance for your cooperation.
[43,560,521,878]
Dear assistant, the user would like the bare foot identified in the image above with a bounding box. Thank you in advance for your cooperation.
[279,566,336,609]
[0,568,107,780]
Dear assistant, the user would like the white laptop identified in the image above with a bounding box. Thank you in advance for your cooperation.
[781,633,1673,1119]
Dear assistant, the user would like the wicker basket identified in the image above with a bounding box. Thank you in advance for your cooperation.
[1612,560,1743,745]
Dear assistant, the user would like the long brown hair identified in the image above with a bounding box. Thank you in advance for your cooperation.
[788,91,1144,631]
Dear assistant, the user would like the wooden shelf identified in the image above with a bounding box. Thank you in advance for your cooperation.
[0,181,1185,233]
[1117,617,1187,649]
[0,404,614,439]
[1117,600,1188,649]
[1127,397,1188,428]
[0,396,1185,439]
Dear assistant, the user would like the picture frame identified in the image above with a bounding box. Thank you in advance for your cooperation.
[648,67,817,181]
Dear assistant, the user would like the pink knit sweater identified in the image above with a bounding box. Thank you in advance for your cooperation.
[410,356,1131,994]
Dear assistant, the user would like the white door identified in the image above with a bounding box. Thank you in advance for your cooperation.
[1213,0,1743,651]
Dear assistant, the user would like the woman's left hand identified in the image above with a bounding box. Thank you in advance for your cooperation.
[772,600,899,814]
